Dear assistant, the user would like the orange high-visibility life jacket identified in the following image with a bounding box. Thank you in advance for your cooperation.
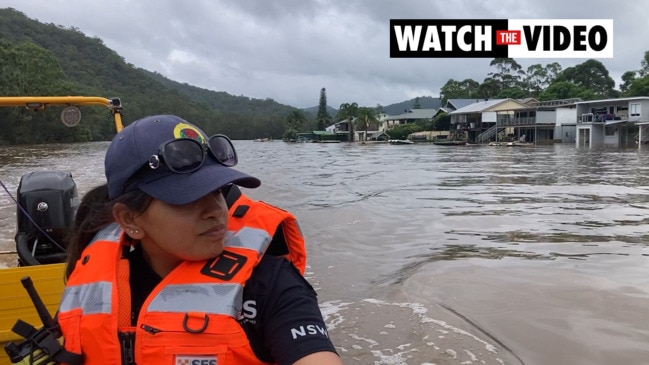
[57,193,307,365]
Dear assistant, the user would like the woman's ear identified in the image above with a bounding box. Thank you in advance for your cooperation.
[113,203,144,240]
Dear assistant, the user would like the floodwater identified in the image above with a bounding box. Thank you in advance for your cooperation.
[1,140,649,365]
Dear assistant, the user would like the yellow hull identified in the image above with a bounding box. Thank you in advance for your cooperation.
[0,264,65,364]
[0,95,124,363]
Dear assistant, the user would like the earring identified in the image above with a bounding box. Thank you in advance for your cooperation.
[128,229,139,234]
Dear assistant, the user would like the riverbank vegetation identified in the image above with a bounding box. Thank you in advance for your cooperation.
[1,8,649,144]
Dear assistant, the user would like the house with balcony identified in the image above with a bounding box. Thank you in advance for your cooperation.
[327,117,383,142]
[448,98,584,144]
[379,108,439,132]
[448,99,532,143]
[526,98,582,144]
[574,97,649,148]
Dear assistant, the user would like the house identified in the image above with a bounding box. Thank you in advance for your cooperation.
[408,130,451,142]
[448,99,531,143]
[368,131,390,142]
[445,99,483,111]
[380,108,438,132]
[446,98,588,144]
[573,97,649,148]
[507,98,583,144]
[328,118,383,142]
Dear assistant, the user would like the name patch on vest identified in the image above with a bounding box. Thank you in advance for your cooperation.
[175,355,218,365]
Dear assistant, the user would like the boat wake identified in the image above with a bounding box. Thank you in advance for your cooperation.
[320,298,525,365]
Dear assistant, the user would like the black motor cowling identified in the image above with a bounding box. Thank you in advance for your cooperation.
[15,171,78,265]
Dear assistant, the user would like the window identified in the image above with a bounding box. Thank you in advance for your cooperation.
[630,103,640,117]
[605,126,616,136]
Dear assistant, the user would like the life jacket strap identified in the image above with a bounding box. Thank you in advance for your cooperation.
[117,258,132,328]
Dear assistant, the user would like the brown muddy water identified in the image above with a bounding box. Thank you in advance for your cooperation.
[1,141,649,365]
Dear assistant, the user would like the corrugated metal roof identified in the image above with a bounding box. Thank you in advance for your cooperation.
[385,108,437,120]
[446,99,481,110]
[370,131,390,138]
[574,96,649,105]
[449,99,510,114]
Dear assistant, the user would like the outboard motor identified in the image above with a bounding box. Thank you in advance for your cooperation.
[15,171,78,266]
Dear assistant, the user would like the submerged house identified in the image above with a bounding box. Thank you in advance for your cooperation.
[448,99,531,143]
[574,97,649,148]
[327,118,383,142]
[379,109,438,132]
[447,98,585,145]
[522,98,582,144]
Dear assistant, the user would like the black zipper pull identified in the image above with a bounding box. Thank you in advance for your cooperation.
[141,324,161,334]
[118,331,136,365]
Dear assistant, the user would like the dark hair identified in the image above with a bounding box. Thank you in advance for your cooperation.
[65,184,152,279]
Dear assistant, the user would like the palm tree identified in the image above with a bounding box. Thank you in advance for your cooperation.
[337,102,358,141]
[356,107,378,142]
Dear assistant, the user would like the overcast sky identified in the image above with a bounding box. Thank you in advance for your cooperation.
[1,0,647,109]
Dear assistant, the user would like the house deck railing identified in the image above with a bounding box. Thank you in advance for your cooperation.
[497,117,555,127]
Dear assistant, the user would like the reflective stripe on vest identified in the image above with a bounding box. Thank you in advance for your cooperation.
[59,281,112,314]
[147,227,271,316]
[225,226,271,256]
[60,225,271,317]
[59,223,121,314]
[90,222,122,244]
[148,283,242,316]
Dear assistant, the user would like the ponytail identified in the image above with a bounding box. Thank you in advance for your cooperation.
[65,184,152,280]
[65,184,112,279]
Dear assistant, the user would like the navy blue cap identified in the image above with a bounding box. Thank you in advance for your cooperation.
[105,115,260,204]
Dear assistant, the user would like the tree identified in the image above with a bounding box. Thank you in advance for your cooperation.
[620,71,637,94]
[356,107,378,142]
[431,112,450,131]
[337,102,358,142]
[439,78,480,104]
[388,124,422,140]
[478,77,501,99]
[488,58,525,89]
[412,97,421,109]
[0,8,307,143]
[555,59,615,98]
[316,87,331,130]
[283,108,307,141]
[640,50,649,77]
[496,86,528,99]
[524,62,562,97]
[544,62,563,83]
[625,75,649,96]
[538,81,596,101]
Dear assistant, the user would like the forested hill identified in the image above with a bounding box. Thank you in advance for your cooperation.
[0,8,299,144]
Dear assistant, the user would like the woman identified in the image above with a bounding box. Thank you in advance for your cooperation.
[60,115,344,365]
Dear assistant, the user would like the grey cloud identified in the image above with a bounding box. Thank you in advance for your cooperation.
[0,0,646,108]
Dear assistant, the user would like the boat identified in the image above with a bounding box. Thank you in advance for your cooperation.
[0,96,123,363]
[388,139,414,145]
[433,140,467,146]
[506,142,535,147]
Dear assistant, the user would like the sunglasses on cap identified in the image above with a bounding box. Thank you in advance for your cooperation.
[147,134,238,173]
[123,134,238,194]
